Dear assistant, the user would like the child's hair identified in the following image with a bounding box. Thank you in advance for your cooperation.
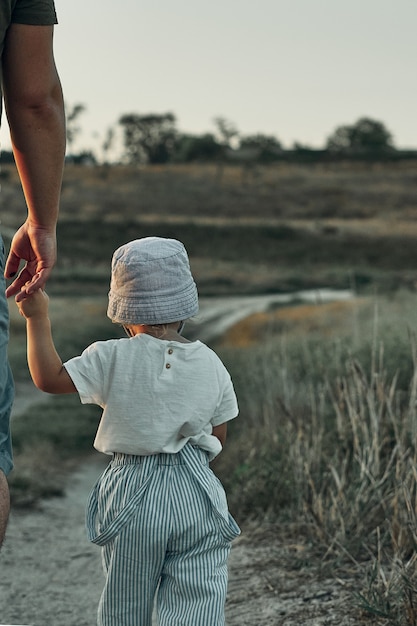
[107,237,199,326]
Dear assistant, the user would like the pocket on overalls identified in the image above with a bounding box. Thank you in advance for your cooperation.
[180,445,241,542]
[207,471,241,542]
[86,462,155,546]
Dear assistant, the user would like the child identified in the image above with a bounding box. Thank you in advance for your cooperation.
[16,236,240,626]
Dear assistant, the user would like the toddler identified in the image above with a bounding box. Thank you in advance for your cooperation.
[17,236,240,626]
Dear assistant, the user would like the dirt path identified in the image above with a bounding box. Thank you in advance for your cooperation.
[195,290,353,343]
[0,455,105,626]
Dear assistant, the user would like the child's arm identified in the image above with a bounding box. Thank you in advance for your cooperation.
[16,289,76,394]
[212,423,227,447]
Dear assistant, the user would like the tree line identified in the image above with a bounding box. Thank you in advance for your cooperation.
[2,106,416,166]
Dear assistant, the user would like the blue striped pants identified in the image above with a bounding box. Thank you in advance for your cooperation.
[86,444,240,626]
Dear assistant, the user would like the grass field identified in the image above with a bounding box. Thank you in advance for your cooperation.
[4,160,417,623]
[2,160,417,296]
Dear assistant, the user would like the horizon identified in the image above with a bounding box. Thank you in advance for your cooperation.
[1,0,416,158]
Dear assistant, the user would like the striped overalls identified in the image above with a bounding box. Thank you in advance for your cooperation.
[86,444,240,626]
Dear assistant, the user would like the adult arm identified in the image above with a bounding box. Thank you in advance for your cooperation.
[0,470,9,549]
[2,23,66,300]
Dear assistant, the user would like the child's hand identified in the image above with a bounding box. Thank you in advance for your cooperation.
[16,287,49,319]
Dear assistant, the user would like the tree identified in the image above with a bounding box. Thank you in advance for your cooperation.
[212,117,240,183]
[118,112,177,164]
[213,117,239,148]
[68,150,97,166]
[239,134,283,162]
[0,150,14,164]
[326,117,394,153]
[173,133,222,162]
[101,127,115,165]
[65,103,86,155]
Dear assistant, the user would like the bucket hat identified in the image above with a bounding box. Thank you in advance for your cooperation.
[107,237,199,325]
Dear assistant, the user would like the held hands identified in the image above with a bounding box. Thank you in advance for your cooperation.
[4,219,57,302]
[16,287,49,320]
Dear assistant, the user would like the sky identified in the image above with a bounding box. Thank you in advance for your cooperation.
[1,0,417,158]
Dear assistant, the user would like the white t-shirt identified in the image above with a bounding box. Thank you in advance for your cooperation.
[64,334,238,460]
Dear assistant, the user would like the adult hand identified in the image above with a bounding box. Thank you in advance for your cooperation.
[4,219,56,301]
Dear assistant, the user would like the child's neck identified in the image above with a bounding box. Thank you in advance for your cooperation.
[127,322,191,343]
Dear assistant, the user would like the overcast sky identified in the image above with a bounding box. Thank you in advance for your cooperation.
[1,0,416,157]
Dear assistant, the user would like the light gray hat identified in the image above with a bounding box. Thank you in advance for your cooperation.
[107,237,199,325]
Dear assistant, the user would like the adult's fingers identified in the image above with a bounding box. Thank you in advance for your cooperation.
[5,265,43,301]
[3,250,21,280]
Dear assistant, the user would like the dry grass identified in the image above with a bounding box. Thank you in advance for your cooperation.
[2,161,417,296]
[211,291,417,624]
[3,159,417,226]
[219,298,371,348]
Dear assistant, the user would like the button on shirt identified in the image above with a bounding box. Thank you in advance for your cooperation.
[64,334,238,460]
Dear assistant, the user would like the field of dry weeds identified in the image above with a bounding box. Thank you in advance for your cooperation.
[2,160,417,296]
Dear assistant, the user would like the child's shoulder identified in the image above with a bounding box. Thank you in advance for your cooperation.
[191,340,231,370]
[85,336,130,355]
